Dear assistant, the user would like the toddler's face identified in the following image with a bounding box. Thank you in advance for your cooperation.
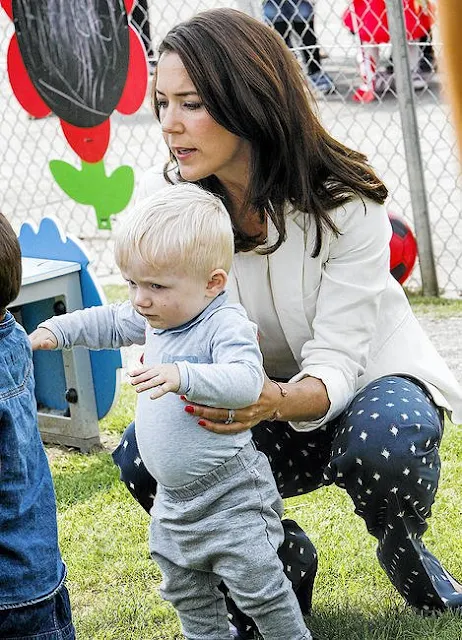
[122,255,211,330]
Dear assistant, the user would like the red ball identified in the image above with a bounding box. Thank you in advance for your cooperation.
[388,213,418,284]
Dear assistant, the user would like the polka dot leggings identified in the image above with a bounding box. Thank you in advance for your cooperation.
[253,375,462,612]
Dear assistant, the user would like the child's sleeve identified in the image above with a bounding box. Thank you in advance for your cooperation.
[176,308,264,408]
[38,301,146,350]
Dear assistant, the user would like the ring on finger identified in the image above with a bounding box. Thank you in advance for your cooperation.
[224,409,236,425]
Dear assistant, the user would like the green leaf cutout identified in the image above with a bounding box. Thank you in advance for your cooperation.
[49,159,134,230]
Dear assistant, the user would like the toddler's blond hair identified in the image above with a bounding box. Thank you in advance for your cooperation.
[114,183,234,277]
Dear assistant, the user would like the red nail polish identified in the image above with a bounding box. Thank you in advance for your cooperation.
[180,395,186,400]
[198,420,206,426]
[184,405,194,414]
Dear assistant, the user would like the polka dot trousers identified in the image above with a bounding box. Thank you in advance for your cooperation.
[253,375,462,612]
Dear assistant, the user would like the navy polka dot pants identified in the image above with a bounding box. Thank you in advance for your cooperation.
[253,375,462,612]
[113,375,462,613]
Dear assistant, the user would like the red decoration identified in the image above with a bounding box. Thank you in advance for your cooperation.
[3,1,148,163]
[61,121,111,165]
[0,0,12,19]
[343,0,433,44]
[7,35,51,118]
[117,27,148,115]
[388,212,418,285]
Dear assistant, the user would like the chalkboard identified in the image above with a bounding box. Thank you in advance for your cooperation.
[12,0,130,127]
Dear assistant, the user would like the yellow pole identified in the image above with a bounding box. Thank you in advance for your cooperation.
[439,0,462,163]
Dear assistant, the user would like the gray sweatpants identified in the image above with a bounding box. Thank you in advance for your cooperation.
[150,441,312,640]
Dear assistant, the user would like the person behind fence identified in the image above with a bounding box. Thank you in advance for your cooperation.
[29,184,314,640]
[342,0,434,102]
[263,0,335,95]
[124,7,462,635]
[0,213,75,640]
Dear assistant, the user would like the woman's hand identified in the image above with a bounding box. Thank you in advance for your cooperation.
[182,375,284,434]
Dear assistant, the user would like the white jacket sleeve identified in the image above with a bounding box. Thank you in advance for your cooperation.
[290,200,392,430]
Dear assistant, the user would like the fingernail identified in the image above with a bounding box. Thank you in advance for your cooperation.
[198,420,206,426]
[180,395,187,401]
[184,405,194,414]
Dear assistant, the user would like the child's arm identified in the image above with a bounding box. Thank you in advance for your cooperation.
[29,301,146,351]
[177,321,264,408]
[130,307,264,408]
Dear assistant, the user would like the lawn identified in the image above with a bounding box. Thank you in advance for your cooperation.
[48,290,462,640]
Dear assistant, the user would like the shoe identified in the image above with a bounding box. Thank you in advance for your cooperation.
[309,71,336,95]
[352,87,376,103]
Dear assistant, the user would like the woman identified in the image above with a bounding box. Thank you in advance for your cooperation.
[115,7,462,637]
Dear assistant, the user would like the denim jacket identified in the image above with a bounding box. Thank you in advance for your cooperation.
[0,311,65,609]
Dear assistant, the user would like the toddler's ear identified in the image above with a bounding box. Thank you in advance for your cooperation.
[206,269,227,296]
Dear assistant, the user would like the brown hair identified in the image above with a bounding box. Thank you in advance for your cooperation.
[0,213,22,316]
[153,8,388,257]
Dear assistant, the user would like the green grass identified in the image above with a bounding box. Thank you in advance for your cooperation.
[106,283,462,318]
[102,284,129,305]
[48,293,462,639]
[405,291,462,318]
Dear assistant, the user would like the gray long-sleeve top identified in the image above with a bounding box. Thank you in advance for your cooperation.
[39,292,264,486]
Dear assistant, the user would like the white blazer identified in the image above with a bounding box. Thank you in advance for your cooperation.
[139,168,462,430]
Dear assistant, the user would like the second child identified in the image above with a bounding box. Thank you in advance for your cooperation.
[0,213,75,640]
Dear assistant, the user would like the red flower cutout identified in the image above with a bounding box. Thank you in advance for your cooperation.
[2,0,146,162]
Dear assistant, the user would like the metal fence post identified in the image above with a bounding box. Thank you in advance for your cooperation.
[385,0,439,296]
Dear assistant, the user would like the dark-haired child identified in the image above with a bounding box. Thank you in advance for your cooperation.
[0,213,75,640]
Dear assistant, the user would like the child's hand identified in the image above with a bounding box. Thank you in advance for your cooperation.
[129,364,180,399]
[29,327,58,351]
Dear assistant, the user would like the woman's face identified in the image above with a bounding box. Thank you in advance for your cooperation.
[155,52,251,189]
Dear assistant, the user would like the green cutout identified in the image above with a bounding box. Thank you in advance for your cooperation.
[49,159,134,230]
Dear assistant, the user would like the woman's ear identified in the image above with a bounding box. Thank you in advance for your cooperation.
[206,269,228,297]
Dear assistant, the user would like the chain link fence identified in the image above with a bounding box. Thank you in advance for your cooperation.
[1,0,461,295]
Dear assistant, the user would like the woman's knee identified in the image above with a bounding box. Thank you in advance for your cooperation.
[324,376,443,487]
